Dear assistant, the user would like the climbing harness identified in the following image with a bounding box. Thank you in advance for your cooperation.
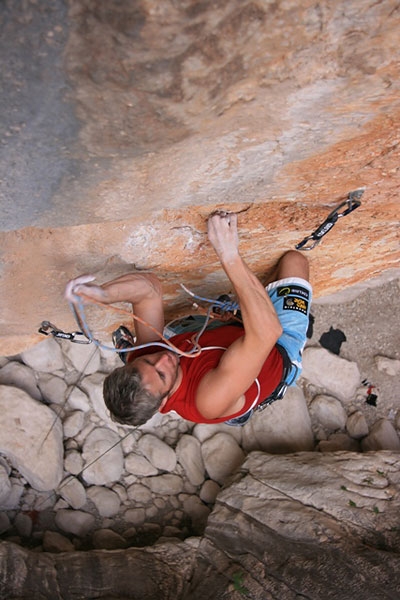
[295,188,365,251]
[180,284,241,316]
[38,320,91,344]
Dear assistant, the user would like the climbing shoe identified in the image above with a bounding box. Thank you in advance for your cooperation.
[112,325,136,364]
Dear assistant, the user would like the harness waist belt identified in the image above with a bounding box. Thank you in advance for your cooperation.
[255,343,293,412]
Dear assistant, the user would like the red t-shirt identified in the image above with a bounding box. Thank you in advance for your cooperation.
[156,326,283,424]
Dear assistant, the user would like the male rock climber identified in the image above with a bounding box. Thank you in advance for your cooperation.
[65,212,312,427]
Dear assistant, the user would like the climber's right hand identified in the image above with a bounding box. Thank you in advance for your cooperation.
[64,275,108,304]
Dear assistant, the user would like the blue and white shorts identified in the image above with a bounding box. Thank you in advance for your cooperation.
[266,276,312,385]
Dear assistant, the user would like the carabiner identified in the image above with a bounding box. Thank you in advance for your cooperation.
[295,188,364,251]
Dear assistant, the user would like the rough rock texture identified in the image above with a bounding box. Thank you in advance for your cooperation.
[0,386,63,491]
[1,0,399,354]
[0,277,399,595]
[1,451,400,599]
[0,1,399,594]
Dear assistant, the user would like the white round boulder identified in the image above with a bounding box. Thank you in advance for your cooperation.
[309,394,347,432]
[176,434,205,486]
[137,434,177,472]
[201,432,245,485]
[82,427,124,485]
[21,338,65,373]
[301,347,361,402]
[125,453,158,476]
[0,385,63,491]
[87,486,121,517]
[57,476,87,509]
[55,509,95,536]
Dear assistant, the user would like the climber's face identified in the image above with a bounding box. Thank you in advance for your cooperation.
[132,350,182,400]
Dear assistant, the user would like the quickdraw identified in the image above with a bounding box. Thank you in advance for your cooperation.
[295,188,365,251]
[38,321,91,344]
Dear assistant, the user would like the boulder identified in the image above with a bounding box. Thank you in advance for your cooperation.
[137,434,177,472]
[66,386,91,412]
[64,450,83,476]
[309,394,347,432]
[63,410,85,438]
[146,474,183,496]
[301,347,361,401]
[361,419,400,452]
[57,476,87,510]
[42,531,75,553]
[192,422,242,445]
[14,513,33,538]
[0,385,63,491]
[81,427,124,485]
[62,343,101,375]
[176,435,205,486]
[92,529,128,550]
[87,486,121,517]
[1,451,400,599]
[37,373,68,405]
[199,480,220,505]
[126,483,153,506]
[123,508,146,527]
[346,411,369,439]
[0,362,41,401]
[125,453,158,477]
[55,509,95,537]
[201,433,245,485]
[374,355,400,377]
[20,339,64,373]
[241,385,314,454]
[317,433,360,452]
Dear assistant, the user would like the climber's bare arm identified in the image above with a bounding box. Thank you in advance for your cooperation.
[64,273,164,344]
[196,212,283,419]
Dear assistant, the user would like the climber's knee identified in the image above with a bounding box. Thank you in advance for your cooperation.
[275,250,309,281]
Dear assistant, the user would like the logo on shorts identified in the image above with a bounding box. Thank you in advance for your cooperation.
[277,285,310,300]
[283,296,309,315]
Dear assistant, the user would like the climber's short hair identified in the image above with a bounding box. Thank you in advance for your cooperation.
[103,365,163,426]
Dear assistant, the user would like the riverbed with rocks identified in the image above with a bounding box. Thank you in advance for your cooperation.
[0,276,399,553]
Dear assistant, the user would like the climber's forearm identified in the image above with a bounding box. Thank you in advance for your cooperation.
[65,273,162,307]
[65,272,165,342]
[99,273,163,307]
[219,252,282,344]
